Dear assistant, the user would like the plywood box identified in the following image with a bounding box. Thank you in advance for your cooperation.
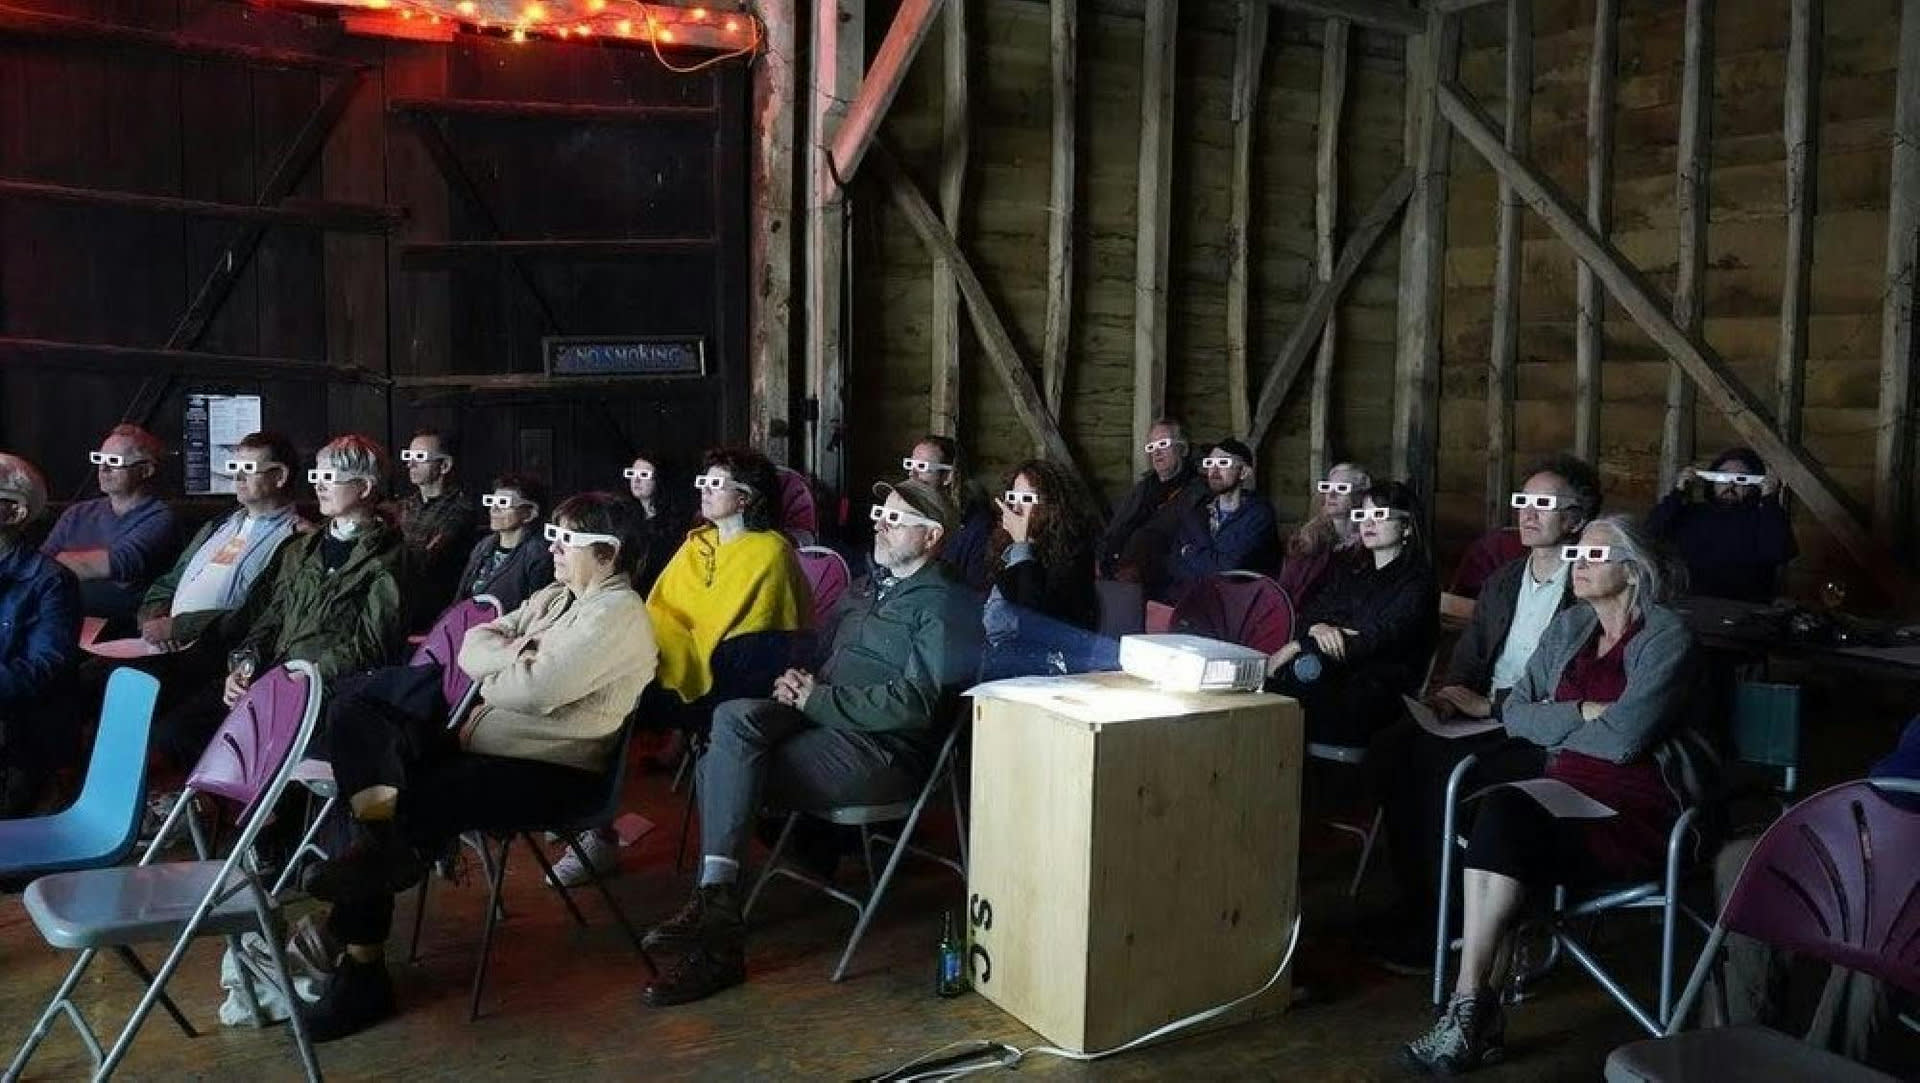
[964,672,1303,1054]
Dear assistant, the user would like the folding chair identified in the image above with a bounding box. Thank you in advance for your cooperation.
[743,717,970,982]
[795,545,851,631]
[1604,779,1920,1082]
[1170,570,1295,654]
[0,668,161,879]
[6,662,325,1082]
[777,466,820,547]
[1306,648,1440,899]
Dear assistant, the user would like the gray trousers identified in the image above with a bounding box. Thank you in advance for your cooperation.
[696,698,925,866]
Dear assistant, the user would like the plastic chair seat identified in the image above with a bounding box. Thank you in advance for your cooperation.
[1604,1024,1899,1083]
[289,758,337,799]
[0,813,136,878]
[24,862,265,949]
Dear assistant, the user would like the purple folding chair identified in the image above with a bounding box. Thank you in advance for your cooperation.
[796,545,850,630]
[777,466,820,547]
[1604,779,1920,1081]
[7,662,325,1082]
[1171,570,1295,655]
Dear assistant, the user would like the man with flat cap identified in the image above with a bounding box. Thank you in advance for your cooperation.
[640,477,983,1007]
[1164,436,1281,601]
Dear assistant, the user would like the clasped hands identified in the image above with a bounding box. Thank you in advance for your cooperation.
[1264,623,1356,677]
[773,667,818,710]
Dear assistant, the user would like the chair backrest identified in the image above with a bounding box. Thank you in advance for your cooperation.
[184,661,324,826]
[1730,680,1802,793]
[59,667,162,866]
[777,467,819,546]
[1171,571,1295,655]
[1720,780,1920,996]
[410,594,503,708]
[796,545,850,629]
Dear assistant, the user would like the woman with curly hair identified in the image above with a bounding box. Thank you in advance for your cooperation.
[980,459,1101,680]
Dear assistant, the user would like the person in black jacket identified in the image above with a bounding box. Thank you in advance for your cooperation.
[1647,446,1796,602]
[1096,418,1205,594]
[980,459,1100,680]
[1263,481,1438,746]
[456,472,554,615]
[1163,437,1281,603]
[625,453,687,595]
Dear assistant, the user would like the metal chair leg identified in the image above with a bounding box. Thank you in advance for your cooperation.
[7,947,104,1080]
[112,947,198,1039]
[743,814,798,919]
[1348,806,1384,898]
[407,876,431,964]
[521,835,589,928]
[831,801,932,983]
[468,835,512,1022]
[674,775,698,874]
[949,772,968,873]
[253,894,323,1082]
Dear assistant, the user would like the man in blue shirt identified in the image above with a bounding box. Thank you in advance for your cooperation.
[40,424,179,638]
[0,452,81,817]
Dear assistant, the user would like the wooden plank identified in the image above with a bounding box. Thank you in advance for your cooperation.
[827,0,948,183]
[322,37,388,441]
[1249,170,1414,450]
[1776,0,1819,467]
[1437,82,1907,594]
[1133,0,1177,472]
[399,239,716,265]
[749,0,798,463]
[1484,0,1529,526]
[1431,0,1503,11]
[1876,0,1920,541]
[388,97,718,123]
[1660,0,1712,491]
[1040,0,1077,431]
[930,0,968,438]
[0,178,398,231]
[1226,0,1269,440]
[0,7,362,74]
[1307,17,1346,477]
[806,0,863,493]
[1263,0,1421,36]
[1391,11,1458,511]
[0,336,388,385]
[1573,0,1616,463]
[385,47,456,380]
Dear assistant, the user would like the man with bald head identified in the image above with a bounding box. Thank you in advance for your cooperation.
[0,452,81,816]
[41,424,180,638]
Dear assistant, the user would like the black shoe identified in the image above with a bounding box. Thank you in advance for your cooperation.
[302,955,395,1043]
[642,882,743,953]
[641,943,746,1007]
[304,823,424,904]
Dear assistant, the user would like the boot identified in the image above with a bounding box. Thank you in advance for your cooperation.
[302,954,396,1043]
[304,820,424,904]
[642,881,743,953]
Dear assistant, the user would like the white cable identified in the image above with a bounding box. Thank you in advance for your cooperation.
[871,913,1304,1083]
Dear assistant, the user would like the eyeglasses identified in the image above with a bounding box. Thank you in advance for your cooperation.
[307,468,372,486]
[1349,507,1409,523]
[622,467,655,481]
[902,458,955,474]
[693,474,754,495]
[1697,470,1766,486]
[1316,481,1354,495]
[1561,545,1616,563]
[221,459,283,477]
[1002,490,1041,507]
[481,493,533,510]
[545,523,621,549]
[399,449,447,464]
[1510,493,1567,511]
[89,452,149,469]
[870,504,941,530]
[1200,456,1242,469]
[1142,437,1177,453]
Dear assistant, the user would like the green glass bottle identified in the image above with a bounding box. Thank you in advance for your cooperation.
[936,910,967,997]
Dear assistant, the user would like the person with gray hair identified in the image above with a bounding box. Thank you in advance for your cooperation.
[40,423,180,637]
[0,452,82,816]
[1096,417,1205,593]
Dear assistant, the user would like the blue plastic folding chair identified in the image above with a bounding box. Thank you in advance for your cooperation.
[0,668,160,879]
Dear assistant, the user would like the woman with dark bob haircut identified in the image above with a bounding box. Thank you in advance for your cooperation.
[980,458,1102,679]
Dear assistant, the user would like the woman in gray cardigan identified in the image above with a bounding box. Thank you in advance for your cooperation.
[1403,514,1707,1075]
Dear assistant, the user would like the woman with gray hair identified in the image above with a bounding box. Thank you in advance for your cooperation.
[1402,514,1708,1075]
[0,453,82,816]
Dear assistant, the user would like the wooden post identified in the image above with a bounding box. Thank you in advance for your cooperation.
[750,0,798,463]
[930,0,968,438]
[1661,0,1712,490]
[1041,0,1078,439]
[1264,0,1421,35]
[1227,0,1270,440]
[1574,0,1616,463]
[826,0,948,184]
[1134,0,1178,471]
[1484,0,1529,526]
[1308,17,1348,478]
[1392,10,1458,511]
[1876,0,1920,542]
[1776,0,1818,478]
[1437,82,1908,593]
[806,0,863,492]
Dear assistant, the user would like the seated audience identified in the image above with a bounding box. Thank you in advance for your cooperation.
[41,424,180,638]
[981,459,1100,680]
[299,493,658,1042]
[1367,454,1601,972]
[1277,461,1370,607]
[1164,437,1280,601]
[903,435,993,591]
[1648,446,1796,602]
[1401,514,1705,1075]
[640,478,981,1007]
[456,472,553,614]
[1264,481,1437,746]
[150,436,406,773]
[395,428,480,632]
[0,454,81,817]
[625,453,686,595]
[1097,418,1204,595]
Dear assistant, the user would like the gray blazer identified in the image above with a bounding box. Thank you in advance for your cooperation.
[1501,602,1696,766]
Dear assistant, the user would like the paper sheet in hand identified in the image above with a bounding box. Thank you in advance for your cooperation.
[1403,695,1503,740]
[1484,778,1617,819]
[85,637,169,660]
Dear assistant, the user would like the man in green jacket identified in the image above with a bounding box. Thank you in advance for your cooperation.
[642,478,983,1007]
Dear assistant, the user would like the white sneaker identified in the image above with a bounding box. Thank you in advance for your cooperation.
[547,830,620,888]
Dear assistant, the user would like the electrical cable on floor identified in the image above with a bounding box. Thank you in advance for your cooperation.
[856,913,1303,1083]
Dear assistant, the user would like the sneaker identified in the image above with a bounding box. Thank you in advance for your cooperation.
[642,882,743,953]
[641,943,746,1008]
[547,830,621,888]
[1399,991,1505,1075]
[302,954,396,1043]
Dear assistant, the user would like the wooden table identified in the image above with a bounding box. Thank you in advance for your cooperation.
[1673,597,1920,682]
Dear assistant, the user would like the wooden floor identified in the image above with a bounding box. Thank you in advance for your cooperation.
[0,768,1662,1081]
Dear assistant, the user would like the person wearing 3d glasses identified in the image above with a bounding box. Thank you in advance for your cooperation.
[1278,460,1372,608]
[624,452,687,594]
[1096,417,1205,590]
[899,435,995,591]
[1164,437,1281,603]
[456,472,554,614]
[0,453,81,817]
[395,427,481,632]
[1647,445,1797,603]
[980,458,1102,680]
[40,423,180,638]
[148,435,406,774]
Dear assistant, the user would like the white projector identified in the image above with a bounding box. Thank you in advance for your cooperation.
[1118,634,1269,693]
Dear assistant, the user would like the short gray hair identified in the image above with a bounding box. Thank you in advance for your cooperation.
[316,434,389,501]
[1148,417,1188,446]
[1589,513,1676,609]
[1328,461,1372,489]
[0,453,49,526]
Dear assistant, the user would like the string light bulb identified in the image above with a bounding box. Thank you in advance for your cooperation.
[617,18,632,35]
[691,7,708,20]
[523,2,546,22]
[456,0,475,13]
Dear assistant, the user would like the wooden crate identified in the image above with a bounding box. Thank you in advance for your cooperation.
[964,672,1303,1054]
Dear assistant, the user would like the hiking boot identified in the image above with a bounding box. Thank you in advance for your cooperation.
[1399,990,1506,1075]
[548,830,621,888]
[303,822,424,904]
[641,943,747,1007]
[642,882,743,953]
[302,954,396,1043]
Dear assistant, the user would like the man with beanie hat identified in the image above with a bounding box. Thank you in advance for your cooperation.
[1164,437,1280,602]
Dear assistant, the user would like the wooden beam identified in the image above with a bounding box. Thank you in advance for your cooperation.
[874,148,1094,498]
[1392,10,1459,510]
[1574,0,1616,463]
[1308,17,1349,479]
[0,337,388,386]
[930,0,969,438]
[1661,0,1712,490]
[806,0,863,493]
[1249,170,1414,449]
[750,0,799,463]
[1485,0,1529,526]
[1041,0,1078,433]
[1134,0,1178,471]
[827,0,949,183]
[398,238,716,266]
[1876,0,1920,541]
[1437,82,1907,592]
[1264,0,1422,36]
[0,7,364,74]
[388,97,718,123]
[1227,0,1270,440]
[1431,0,1503,11]
[0,178,398,232]
[1776,0,1819,472]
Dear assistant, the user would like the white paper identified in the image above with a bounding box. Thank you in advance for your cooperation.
[1481,778,1617,820]
[1404,694,1503,740]
[84,637,169,660]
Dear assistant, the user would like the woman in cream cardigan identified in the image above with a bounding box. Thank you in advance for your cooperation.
[300,491,657,1043]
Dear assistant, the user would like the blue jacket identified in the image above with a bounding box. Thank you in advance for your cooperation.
[0,543,81,708]
[1166,490,1281,598]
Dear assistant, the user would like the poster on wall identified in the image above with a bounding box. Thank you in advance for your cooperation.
[184,393,263,495]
